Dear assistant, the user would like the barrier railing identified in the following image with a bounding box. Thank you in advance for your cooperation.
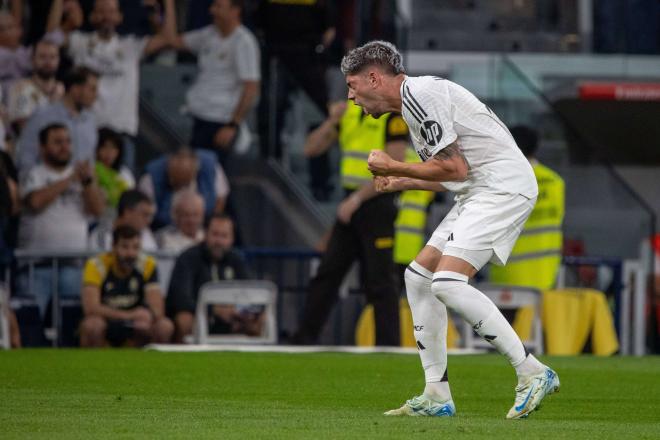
[6,249,648,354]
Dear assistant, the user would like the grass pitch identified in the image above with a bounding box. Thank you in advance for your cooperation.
[0,350,659,439]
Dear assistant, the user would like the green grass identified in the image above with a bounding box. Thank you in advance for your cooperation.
[0,350,659,439]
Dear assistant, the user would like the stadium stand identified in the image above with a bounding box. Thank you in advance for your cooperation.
[0,0,657,357]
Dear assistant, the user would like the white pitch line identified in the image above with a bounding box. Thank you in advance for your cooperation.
[145,344,486,355]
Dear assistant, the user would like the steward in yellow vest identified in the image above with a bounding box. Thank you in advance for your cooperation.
[293,100,408,345]
[490,126,565,290]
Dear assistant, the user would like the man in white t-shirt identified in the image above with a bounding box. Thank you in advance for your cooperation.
[340,41,559,420]
[7,40,64,135]
[17,123,105,317]
[170,0,260,164]
[46,0,175,168]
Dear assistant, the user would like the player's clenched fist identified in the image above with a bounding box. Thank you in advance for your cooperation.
[367,150,393,176]
[374,176,402,193]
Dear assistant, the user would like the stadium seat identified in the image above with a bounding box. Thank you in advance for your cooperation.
[195,280,278,345]
[463,284,544,354]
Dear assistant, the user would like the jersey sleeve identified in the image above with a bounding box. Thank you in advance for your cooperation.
[384,113,409,143]
[82,257,103,287]
[402,79,457,156]
[182,27,206,54]
[142,256,159,285]
[235,31,261,81]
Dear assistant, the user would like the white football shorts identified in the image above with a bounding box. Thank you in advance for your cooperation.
[427,192,536,270]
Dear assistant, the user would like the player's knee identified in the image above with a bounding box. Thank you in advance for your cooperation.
[175,311,194,336]
[80,315,106,338]
[431,271,469,305]
[153,317,174,343]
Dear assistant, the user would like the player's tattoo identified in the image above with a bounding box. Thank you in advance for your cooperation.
[432,143,470,170]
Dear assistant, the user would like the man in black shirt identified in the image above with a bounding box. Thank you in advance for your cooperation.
[166,213,250,342]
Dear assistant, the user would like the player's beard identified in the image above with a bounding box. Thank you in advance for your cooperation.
[35,67,56,81]
[117,256,137,271]
[44,152,71,168]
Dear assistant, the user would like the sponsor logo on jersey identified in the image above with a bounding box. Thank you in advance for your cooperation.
[420,120,443,147]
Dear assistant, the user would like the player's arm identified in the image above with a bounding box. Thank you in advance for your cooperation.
[368,142,469,182]
[144,285,165,319]
[303,101,347,157]
[81,285,131,320]
[374,176,447,193]
[25,175,74,212]
[46,0,63,33]
[143,0,176,56]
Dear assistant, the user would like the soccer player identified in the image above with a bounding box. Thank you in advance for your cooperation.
[340,41,559,419]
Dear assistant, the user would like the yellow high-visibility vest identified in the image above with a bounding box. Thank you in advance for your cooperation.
[339,100,389,189]
[490,162,565,290]
[393,149,434,265]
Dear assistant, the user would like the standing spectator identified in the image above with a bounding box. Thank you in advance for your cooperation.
[17,123,105,317]
[489,126,565,290]
[7,39,64,135]
[170,0,260,165]
[80,224,173,347]
[292,99,407,346]
[0,11,31,99]
[16,66,99,175]
[139,147,229,230]
[94,126,135,218]
[166,214,250,342]
[46,0,176,170]
[156,189,205,252]
[89,189,157,251]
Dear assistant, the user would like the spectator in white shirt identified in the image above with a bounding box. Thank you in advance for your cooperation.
[46,0,176,170]
[7,39,64,135]
[17,122,105,317]
[156,189,205,253]
[170,0,260,165]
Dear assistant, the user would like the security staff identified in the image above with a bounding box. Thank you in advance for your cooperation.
[490,126,565,290]
[294,99,407,345]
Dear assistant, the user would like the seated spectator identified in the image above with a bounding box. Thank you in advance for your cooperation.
[0,11,31,98]
[16,123,105,317]
[169,0,260,165]
[156,189,205,252]
[139,147,229,230]
[47,0,175,171]
[167,214,253,342]
[7,40,64,135]
[80,224,173,347]
[94,127,135,218]
[16,66,99,175]
[89,189,157,251]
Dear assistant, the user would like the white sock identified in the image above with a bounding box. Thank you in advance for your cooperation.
[515,353,545,380]
[405,262,452,402]
[431,271,527,370]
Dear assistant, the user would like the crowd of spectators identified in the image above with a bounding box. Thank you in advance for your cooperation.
[0,0,273,347]
[0,0,397,348]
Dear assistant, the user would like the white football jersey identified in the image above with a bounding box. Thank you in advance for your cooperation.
[400,76,538,198]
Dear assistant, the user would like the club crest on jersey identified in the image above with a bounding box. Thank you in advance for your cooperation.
[420,120,443,147]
